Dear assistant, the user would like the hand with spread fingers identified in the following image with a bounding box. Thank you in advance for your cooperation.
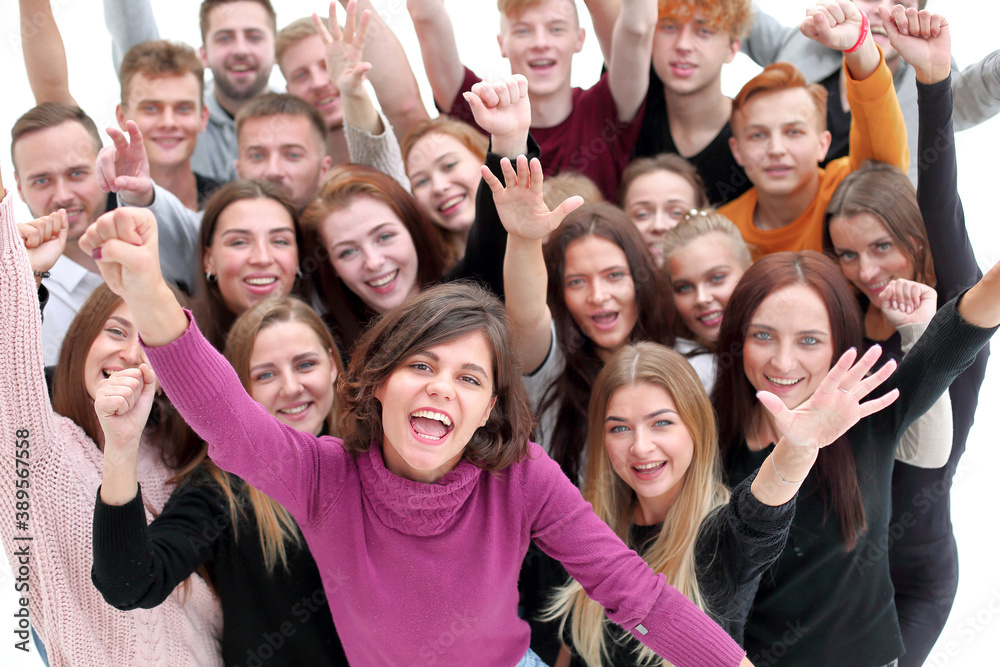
[315,0,372,99]
[18,209,68,285]
[96,121,154,207]
[482,155,583,242]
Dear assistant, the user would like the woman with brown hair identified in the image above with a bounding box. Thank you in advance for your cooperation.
[711,249,999,666]
[0,183,220,666]
[92,297,349,666]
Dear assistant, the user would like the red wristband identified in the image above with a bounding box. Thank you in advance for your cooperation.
[843,11,870,53]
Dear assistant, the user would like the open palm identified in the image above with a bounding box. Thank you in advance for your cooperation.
[482,155,582,241]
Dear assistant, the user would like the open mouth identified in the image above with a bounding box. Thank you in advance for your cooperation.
[367,269,398,291]
[765,375,803,387]
[315,93,340,110]
[696,310,723,328]
[278,402,312,416]
[590,311,619,331]
[670,62,695,76]
[409,409,455,442]
[228,63,255,74]
[438,194,466,215]
[867,278,890,294]
[244,276,278,286]
[528,59,556,70]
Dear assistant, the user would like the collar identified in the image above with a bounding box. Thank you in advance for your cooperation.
[358,445,482,536]
[49,254,101,292]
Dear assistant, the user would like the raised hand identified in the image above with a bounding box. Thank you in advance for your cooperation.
[79,207,162,299]
[96,121,154,207]
[314,0,372,98]
[881,5,951,84]
[482,155,583,241]
[881,278,937,328]
[464,75,531,157]
[18,209,68,282]
[800,0,867,51]
[757,345,899,457]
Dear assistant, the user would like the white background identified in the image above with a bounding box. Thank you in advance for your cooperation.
[0,1,996,665]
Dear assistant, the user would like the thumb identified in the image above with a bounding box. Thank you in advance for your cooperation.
[551,195,585,223]
[756,390,792,433]
[463,91,489,120]
[139,362,157,393]
[93,238,149,273]
[115,176,151,194]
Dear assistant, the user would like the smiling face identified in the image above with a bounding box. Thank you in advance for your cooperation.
[248,320,337,436]
[652,14,740,97]
[828,213,916,309]
[497,0,585,100]
[376,331,497,483]
[279,34,343,130]
[604,381,694,524]
[203,197,299,315]
[83,303,148,401]
[742,284,834,410]
[729,87,831,200]
[320,196,421,314]
[562,235,639,360]
[200,0,275,105]
[406,132,483,237]
[667,233,746,343]
[14,121,106,240]
[237,114,331,209]
[623,170,698,266]
[120,72,209,170]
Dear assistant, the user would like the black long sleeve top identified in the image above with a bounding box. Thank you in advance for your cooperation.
[92,467,348,666]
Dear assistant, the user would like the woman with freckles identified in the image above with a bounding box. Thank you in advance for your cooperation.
[77,200,760,666]
[822,7,986,663]
[710,249,1000,666]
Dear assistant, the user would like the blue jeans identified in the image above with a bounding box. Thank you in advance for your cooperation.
[516,648,549,667]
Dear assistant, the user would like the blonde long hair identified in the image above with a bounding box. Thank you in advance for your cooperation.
[211,297,344,571]
[545,342,730,666]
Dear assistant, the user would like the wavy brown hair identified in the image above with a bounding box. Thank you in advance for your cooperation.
[339,282,533,471]
[712,251,867,550]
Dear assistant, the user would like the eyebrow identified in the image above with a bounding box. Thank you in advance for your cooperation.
[330,222,398,249]
[26,164,91,180]
[606,408,676,423]
[108,316,133,328]
[418,349,489,377]
[565,265,628,278]
[250,351,319,373]
[220,227,295,236]
[749,323,828,336]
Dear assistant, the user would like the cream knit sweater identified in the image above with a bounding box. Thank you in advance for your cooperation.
[0,191,222,666]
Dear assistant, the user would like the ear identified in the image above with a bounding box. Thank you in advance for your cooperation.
[234,158,242,179]
[327,349,338,384]
[203,246,216,276]
[574,27,586,54]
[816,129,832,163]
[480,395,498,428]
[728,135,744,167]
[198,45,209,69]
[726,38,741,64]
[199,103,210,133]
[373,381,385,404]
[115,104,128,131]
[14,172,26,204]
[497,32,507,58]
[320,154,333,179]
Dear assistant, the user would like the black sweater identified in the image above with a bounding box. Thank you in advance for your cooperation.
[727,296,995,666]
[568,470,795,667]
[92,467,348,666]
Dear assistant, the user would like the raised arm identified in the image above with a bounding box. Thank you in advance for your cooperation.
[607,0,657,123]
[485,155,582,373]
[406,0,466,111]
[799,0,880,82]
[19,0,76,105]
[741,3,799,67]
[952,50,1000,131]
[103,0,160,74]
[346,0,430,138]
[583,0,619,65]
[318,1,383,137]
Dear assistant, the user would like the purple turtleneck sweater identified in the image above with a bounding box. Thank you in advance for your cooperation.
[144,314,745,666]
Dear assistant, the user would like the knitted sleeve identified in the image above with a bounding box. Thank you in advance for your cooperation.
[521,444,746,667]
[344,108,411,192]
[142,315,351,529]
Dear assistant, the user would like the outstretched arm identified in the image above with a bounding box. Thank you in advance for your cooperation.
[318,1,382,136]
[346,0,430,138]
[607,0,657,123]
[752,345,899,506]
[103,0,160,74]
[406,0,466,111]
[485,156,582,373]
[953,50,1000,131]
[583,0,619,65]
[19,0,76,105]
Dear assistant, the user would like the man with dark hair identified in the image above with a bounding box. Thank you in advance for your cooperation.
[104,0,278,183]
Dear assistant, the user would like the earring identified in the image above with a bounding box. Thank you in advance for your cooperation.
[205,270,216,283]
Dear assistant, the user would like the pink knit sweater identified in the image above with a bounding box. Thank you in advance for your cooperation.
[0,191,222,666]
[144,308,748,666]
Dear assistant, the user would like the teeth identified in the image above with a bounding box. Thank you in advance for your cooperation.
[230,64,252,72]
[317,96,337,106]
[438,194,465,212]
[766,375,802,386]
[278,403,310,415]
[529,59,555,67]
[633,461,664,471]
[697,311,721,323]
[411,409,453,427]
[102,369,113,378]
[869,279,889,291]
[368,270,398,288]
[592,312,616,322]
[245,277,277,285]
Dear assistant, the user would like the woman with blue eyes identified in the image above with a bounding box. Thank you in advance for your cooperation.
[821,13,987,664]
[709,244,1000,666]
[92,297,349,666]
[196,180,305,349]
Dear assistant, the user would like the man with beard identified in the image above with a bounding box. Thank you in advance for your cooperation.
[105,0,278,183]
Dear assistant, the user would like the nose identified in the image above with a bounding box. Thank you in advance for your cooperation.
[362,247,385,272]
[426,374,455,401]
[264,153,285,180]
[248,239,273,266]
[279,372,303,397]
[160,106,177,128]
[694,282,711,306]
[674,24,694,51]
[430,171,449,195]
[649,210,670,235]
[858,254,880,282]
[586,280,608,305]
[771,342,797,374]
[767,134,786,156]
[120,336,145,366]
[630,427,655,457]
[530,26,550,50]
[310,65,330,92]
[52,177,74,207]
